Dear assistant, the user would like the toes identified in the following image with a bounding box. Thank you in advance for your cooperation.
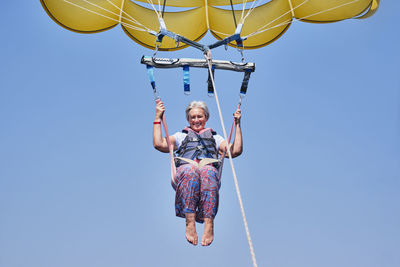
[186,234,198,246]
[201,236,213,246]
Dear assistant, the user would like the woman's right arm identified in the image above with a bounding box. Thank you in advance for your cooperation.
[153,100,176,153]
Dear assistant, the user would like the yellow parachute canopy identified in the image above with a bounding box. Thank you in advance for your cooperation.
[40,0,380,51]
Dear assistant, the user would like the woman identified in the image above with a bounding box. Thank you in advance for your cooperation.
[153,100,243,246]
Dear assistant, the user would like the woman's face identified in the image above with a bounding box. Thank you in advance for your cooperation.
[188,107,208,132]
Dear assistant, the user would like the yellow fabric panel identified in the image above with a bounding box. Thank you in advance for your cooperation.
[40,0,122,33]
[357,0,380,19]
[291,0,376,22]
[133,0,203,7]
[122,1,208,51]
[209,0,293,49]
[208,0,257,6]
[41,0,380,50]
[132,0,257,8]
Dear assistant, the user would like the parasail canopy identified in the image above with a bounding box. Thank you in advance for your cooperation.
[40,0,380,51]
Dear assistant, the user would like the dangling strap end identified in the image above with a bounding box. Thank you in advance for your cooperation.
[240,70,252,95]
[207,65,216,95]
[183,65,190,95]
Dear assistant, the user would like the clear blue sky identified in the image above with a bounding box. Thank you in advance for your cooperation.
[1,2,399,267]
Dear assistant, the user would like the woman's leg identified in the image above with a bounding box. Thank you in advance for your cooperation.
[198,165,220,246]
[174,164,200,245]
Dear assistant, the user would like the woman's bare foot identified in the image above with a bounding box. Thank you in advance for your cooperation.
[185,213,198,246]
[201,218,214,246]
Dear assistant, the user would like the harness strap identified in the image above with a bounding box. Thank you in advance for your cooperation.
[240,70,252,95]
[146,65,155,89]
[146,64,177,187]
[156,99,176,186]
[183,65,190,95]
[207,65,216,95]
[219,101,241,181]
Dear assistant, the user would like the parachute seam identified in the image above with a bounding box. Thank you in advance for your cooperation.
[161,0,167,17]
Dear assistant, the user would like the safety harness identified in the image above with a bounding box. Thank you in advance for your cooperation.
[174,127,219,168]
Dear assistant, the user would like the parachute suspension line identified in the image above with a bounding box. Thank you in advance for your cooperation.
[204,51,258,267]
[245,0,363,39]
[118,0,126,22]
[156,0,161,13]
[240,0,246,21]
[229,0,238,28]
[242,0,263,21]
[62,0,149,32]
[243,0,310,39]
[105,0,153,31]
[294,0,363,21]
[287,0,296,17]
[145,0,162,19]
[204,0,210,29]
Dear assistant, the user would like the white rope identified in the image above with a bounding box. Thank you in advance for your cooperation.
[205,51,258,267]
[240,0,248,22]
[296,0,362,21]
[80,0,145,28]
[62,0,150,32]
[244,0,362,39]
[243,0,309,39]
[242,0,263,21]
[205,0,210,29]
[157,0,162,13]
[105,0,153,31]
[287,0,295,17]
[145,0,162,19]
[119,0,126,22]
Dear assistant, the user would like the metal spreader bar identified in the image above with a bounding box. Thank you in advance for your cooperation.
[141,56,255,73]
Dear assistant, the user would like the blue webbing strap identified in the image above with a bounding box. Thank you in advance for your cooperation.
[183,65,190,95]
[207,65,216,95]
[240,69,252,95]
[146,65,156,90]
[146,64,160,99]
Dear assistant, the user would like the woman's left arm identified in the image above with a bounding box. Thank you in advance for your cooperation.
[230,108,243,157]
[219,108,243,158]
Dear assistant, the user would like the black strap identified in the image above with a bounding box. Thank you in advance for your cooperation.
[207,65,216,95]
[230,0,238,28]
[240,70,252,95]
